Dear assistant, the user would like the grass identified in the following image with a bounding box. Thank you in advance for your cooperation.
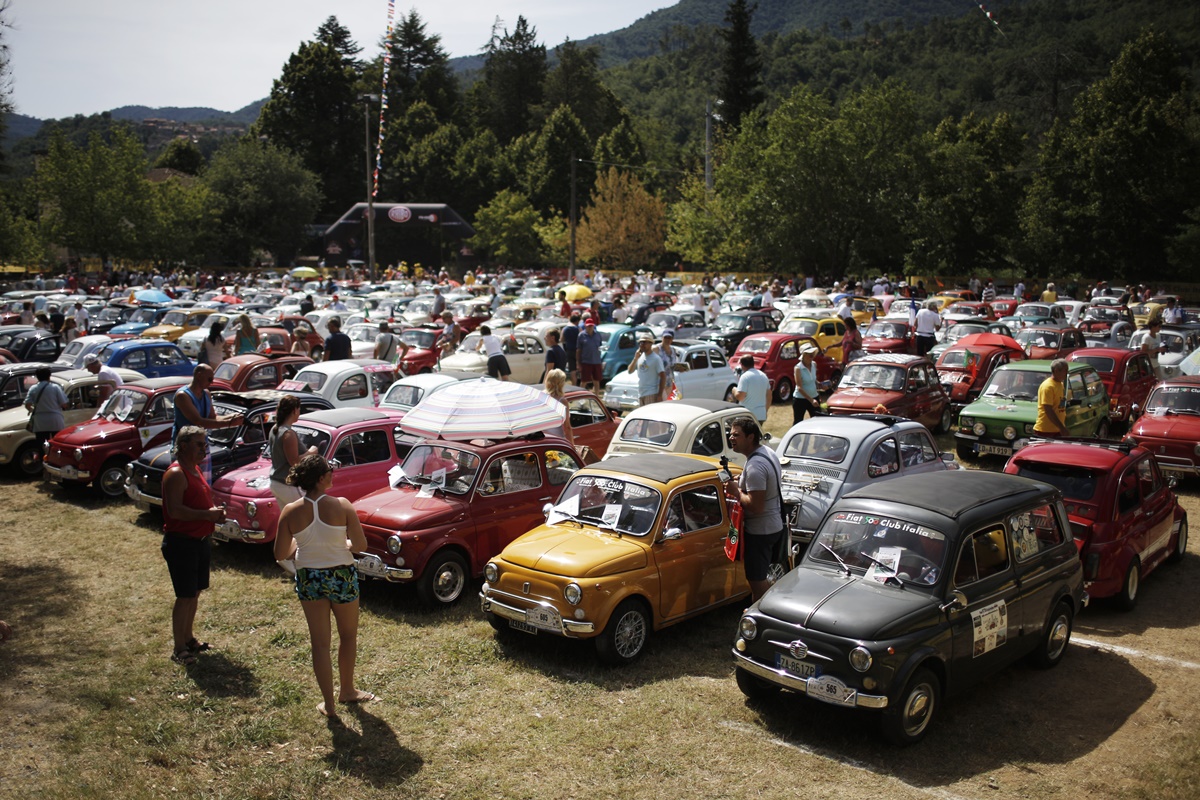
[3,440,1200,799]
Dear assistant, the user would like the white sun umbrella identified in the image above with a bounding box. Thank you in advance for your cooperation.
[399,377,566,441]
[799,287,829,298]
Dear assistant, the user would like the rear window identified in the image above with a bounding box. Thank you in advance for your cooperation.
[782,433,849,463]
[1070,355,1115,374]
[1014,462,1099,502]
[382,383,423,409]
[619,418,677,446]
[292,370,327,390]
[738,338,771,354]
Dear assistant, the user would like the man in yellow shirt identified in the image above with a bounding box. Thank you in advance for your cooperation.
[1040,282,1058,303]
[1034,359,1070,437]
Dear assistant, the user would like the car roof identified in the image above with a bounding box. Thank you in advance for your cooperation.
[782,414,924,441]
[297,407,392,428]
[584,453,718,484]
[842,471,1054,521]
[210,388,303,407]
[1158,375,1200,388]
[624,398,742,422]
[137,376,192,390]
[108,338,176,351]
[1011,440,1138,471]
[848,353,926,366]
[995,359,1091,373]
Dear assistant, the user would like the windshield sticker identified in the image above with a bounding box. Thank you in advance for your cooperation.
[972,600,1008,657]
[833,513,944,540]
[1158,386,1200,394]
[865,547,902,583]
[547,493,581,526]
[601,504,622,527]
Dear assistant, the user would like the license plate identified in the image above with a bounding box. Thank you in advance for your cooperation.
[775,653,817,679]
[978,444,1011,456]
[524,606,561,632]
[808,674,857,706]
[356,554,389,578]
[51,465,79,481]
[508,619,538,635]
[213,520,242,541]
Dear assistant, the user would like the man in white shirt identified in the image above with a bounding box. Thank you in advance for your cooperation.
[84,353,124,402]
[73,302,90,334]
[1014,280,1026,301]
[914,302,941,356]
[733,355,771,423]
[708,292,722,323]
[836,296,855,321]
[1162,297,1185,324]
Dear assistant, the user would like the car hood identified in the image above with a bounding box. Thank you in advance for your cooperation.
[500,525,647,577]
[962,395,1033,419]
[353,486,467,529]
[0,405,34,432]
[1131,415,1200,439]
[54,417,135,446]
[758,567,939,640]
[829,388,902,410]
[109,323,150,335]
[438,353,487,371]
[142,325,183,338]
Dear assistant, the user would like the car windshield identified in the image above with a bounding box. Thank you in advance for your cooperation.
[97,307,124,321]
[291,425,331,455]
[406,300,433,316]
[99,388,148,423]
[1016,329,1060,348]
[807,512,948,587]
[780,319,818,336]
[782,433,849,463]
[127,308,160,323]
[400,329,435,350]
[160,311,188,327]
[552,474,663,536]
[382,383,423,410]
[1145,385,1200,414]
[396,444,481,495]
[1015,304,1051,317]
[945,324,986,343]
[865,322,906,338]
[838,363,905,391]
[619,418,678,446]
[938,350,970,369]
[1013,462,1099,502]
[346,325,377,343]
[213,361,240,382]
[208,403,247,446]
[646,312,679,328]
[291,370,327,390]
[714,314,747,331]
[1070,355,1115,374]
[981,369,1043,400]
[738,337,771,354]
[1084,307,1120,322]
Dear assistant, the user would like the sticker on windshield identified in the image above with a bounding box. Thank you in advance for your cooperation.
[601,504,622,527]
[972,600,1008,657]
[865,546,902,583]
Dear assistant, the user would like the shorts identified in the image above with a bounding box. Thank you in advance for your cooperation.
[294,565,360,604]
[269,480,302,509]
[744,529,784,582]
[579,362,603,385]
[487,354,511,378]
[162,532,212,598]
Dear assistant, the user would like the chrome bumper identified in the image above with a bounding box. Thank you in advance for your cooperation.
[212,518,267,542]
[480,587,596,636]
[44,462,91,482]
[125,479,163,508]
[731,649,889,709]
[354,555,413,582]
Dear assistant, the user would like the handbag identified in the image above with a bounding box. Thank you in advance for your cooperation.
[26,383,47,432]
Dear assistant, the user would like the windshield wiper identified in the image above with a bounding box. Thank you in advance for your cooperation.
[817,541,853,577]
[859,551,904,587]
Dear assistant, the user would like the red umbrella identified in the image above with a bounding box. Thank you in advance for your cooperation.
[212,294,243,304]
[955,332,1023,352]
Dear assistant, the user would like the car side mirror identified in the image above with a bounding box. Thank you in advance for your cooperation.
[940,590,967,614]
[1167,474,1179,489]
[661,527,683,541]
[542,502,554,519]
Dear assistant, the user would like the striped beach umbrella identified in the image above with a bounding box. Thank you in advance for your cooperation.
[399,378,566,441]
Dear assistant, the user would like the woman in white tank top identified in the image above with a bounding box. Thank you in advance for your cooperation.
[274,453,374,717]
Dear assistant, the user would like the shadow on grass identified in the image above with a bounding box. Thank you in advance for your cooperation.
[182,651,262,698]
[325,705,423,787]
[0,559,88,676]
[1076,552,1200,634]
[742,644,1153,786]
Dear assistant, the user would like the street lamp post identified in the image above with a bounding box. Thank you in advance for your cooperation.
[359,93,380,283]
[705,99,723,192]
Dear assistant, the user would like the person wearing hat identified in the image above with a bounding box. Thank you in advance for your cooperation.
[792,344,821,424]
[657,330,677,395]
[628,332,665,405]
[328,294,348,312]
[576,317,604,391]
[84,353,124,402]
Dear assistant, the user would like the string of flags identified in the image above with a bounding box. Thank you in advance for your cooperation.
[374,0,396,197]
[977,4,1006,36]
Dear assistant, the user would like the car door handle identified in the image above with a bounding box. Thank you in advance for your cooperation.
[538,496,553,502]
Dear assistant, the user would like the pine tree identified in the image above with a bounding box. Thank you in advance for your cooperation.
[718,0,764,130]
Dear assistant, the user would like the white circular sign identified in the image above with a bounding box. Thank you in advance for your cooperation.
[388,206,412,223]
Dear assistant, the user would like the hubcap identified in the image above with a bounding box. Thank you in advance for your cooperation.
[18,447,42,473]
[101,468,126,497]
[903,683,934,736]
[1047,614,1070,660]
[613,610,647,659]
[434,562,465,602]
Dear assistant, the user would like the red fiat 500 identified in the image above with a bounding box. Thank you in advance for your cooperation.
[1126,376,1200,478]
[732,333,841,404]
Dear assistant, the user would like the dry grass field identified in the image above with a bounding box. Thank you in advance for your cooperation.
[1,404,1199,800]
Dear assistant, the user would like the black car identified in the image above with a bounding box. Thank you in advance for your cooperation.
[3,328,63,363]
[698,309,779,356]
[88,303,144,336]
[125,389,334,510]
[0,362,72,410]
[732,470,1085,745]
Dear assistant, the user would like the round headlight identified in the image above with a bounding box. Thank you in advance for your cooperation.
[245,500,257,518]
[386,534,402,555]
[972,422,986,436]
[484,562,498,583]
[849,646,873,672]
[564,582,582,605]
[73,448,83,462]
[1003,426,1017,440]
[739,616,758,641]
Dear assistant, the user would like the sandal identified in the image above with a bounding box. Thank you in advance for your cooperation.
[186,638,211,653]
[171,650,197,665]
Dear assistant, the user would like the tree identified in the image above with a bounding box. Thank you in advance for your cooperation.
[666,172,746,270]
[0,193,43,264]
[576,168,666,270]
[202,137,321,265]
[1021,30,1200,281]
[315,15,363,67]
[473,16,547,144]
[469,189,544,266]
[153,138,205,175]
[381,10,460,123]
[541,41,625,140]
[136,177,217,267]
[594,118,645,172]
[718,0,764,130]
[522,105,593,218]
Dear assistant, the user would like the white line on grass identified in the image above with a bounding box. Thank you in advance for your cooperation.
[1072,636,1200,669]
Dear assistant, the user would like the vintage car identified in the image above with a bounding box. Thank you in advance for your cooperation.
[604,399,757,466]
[3,328,63,363]
[0,367,145,476]
[378,371,480,416]
[277,359,397,408]
[175,312,238,359]
[860,320,916,355]
[1000,302,1069,330]
[935,337,1025,409]
[955,361,1111,460]
[1005,439,1186,609]
[1129,301,1164,329]
[1067,348,1156,431]
[597,323,655,382]
[353,433,584,605]
[732,470,1087,744]
[989,296,1021,317]
[303,309,368,342]
[833,296,885,326]
[1081,304,1135,332]
[733,333,841,403]
[558,386,621,459]
[480,453,750,664]
[93,338,193,380]
[87,304,142,336]
[53,334,114,369]
[107,306,173,338]
[125,389,334,510]
[825,354,953,433]
[942,301,996,324]
[0,362,73,410]
[1053,300,1087,327]
[1126,376,1200,477]
[209,407,411,544]
[1013,326,1086,360]
[438,330,549,384]
[644,310,709,341]
[698,309,780,356]
[42,376,190,497]
[1129,325,1200,379]
[1080,320,1135,349]
[602,341,738,412]
[140,307,217,342]
[777,414,958,549]
[778,315,846,362]
[209,353,314,392]
[391,327,443,376]
[928,320,1014,359]
[449,299,494,334]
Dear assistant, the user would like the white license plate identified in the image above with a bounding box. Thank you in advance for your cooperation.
[775,654,817,679]
[213,520,242,541]
[356,555,389,578]
[524,606,561,632]
[53,465,79,480]
[978,444,1011,456]
[508,619,538,635]
[808,674,857,706]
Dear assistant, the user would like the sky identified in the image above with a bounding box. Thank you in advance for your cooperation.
[6,0,679,120]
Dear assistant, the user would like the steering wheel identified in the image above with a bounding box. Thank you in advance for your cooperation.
[896,553,940,585]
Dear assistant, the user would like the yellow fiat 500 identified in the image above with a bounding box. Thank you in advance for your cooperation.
[481,453,752,665]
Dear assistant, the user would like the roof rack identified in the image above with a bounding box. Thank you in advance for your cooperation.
[1023,436,1133,454]
[848,413,903,426]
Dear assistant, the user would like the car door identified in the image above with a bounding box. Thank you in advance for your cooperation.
[122,347,149,376]
[1135,456,1175,564]
[904,365,929,425]
[654,482,742,618]
[680,347,712,399]
[335,373,371,408]
[137,391,177,449]
[1063,371,1092,435]
[567,395,615,457]
[947,526,1024,686]
[475,450,560,564]
[151,346,186,376]
[1006,502,1078,646]
[328,427,393,497]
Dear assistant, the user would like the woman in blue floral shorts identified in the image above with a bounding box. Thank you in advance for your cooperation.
[274,454,375,717]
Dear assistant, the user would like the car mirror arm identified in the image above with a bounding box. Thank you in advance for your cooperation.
[940,590,967,614]
[660,527,683,541]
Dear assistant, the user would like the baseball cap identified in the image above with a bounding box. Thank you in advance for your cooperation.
[84,354,100,366]
[662,329,675,338]
[583,317,595,326]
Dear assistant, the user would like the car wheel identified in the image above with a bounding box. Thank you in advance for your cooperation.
[880,667,940,745]
[735,666,780,701]
[14,441,44,477]
[774,377,793,404]
[724,385,737,403]
[595,598,650,666]
[310,346,324,362]
[955,442,976,461]
[97,458,130,499]
[935,404,953,435]
[1168,518,1188,564]
[417,550,468,606]
[1031,600,1073,668]
[1116,557,1140,611]
[1095,418,1110,439]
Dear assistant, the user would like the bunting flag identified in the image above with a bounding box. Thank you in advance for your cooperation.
[978,4,1006,36]
[373,0,397,197]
